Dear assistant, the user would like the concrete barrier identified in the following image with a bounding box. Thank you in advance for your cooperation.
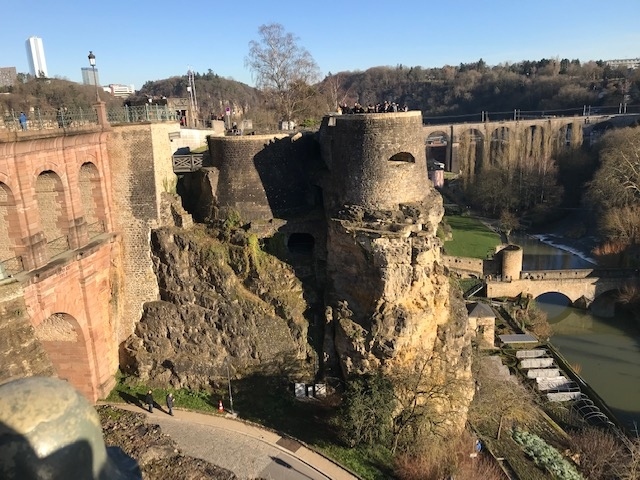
[520,357,554,369]
[516,349,548,359]
[527,368,561,379]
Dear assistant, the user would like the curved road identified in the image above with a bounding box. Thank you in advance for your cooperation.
[105,403,357,480]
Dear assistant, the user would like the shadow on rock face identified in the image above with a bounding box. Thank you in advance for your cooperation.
[0,377,141,480]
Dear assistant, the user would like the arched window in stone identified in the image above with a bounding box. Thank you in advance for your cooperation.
[35,170,69,258]
[0,182,23,277]
[389,152,415,163]
[78,162,106,238]
[35,313,92,399]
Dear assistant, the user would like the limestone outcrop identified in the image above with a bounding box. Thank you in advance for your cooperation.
[323,195,475,429]
[122,225,312,389]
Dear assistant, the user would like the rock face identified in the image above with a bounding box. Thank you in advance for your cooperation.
[122,226,312,389]
[323,197,475,429]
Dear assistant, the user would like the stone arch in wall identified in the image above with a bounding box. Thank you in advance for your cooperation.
[426,131,449,167]
[489,126,512,168]
[0,181,23,276]
[458,128,484,183]
[389,152,415,163]
[523,125,545,159]
[287,232,315,255]
[35,313,93,399]
[78,162,106,237]
[556,123,573,149]
[35,170,69,259]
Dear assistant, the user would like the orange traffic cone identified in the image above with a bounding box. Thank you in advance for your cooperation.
[218,400,224,412]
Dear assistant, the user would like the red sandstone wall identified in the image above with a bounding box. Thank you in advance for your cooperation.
[0,130,119,402]
[22,240,119,401]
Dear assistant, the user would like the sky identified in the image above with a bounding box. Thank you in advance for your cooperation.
[2,0,639,90]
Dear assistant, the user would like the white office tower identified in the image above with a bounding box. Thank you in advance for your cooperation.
[26,36,48,78]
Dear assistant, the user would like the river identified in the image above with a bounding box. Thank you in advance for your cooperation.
[511,233,640,433]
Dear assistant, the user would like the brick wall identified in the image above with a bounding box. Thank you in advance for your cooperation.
[208,133,314,222]
[107,123,177,341]
[0,130,120,401]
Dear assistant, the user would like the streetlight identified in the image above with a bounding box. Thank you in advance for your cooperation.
[87,51,100,102]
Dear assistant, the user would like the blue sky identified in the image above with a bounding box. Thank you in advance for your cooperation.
[2,0,639,90]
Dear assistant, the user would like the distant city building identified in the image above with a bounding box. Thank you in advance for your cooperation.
[605,58,640,70]
[108,84,135,98]
[0,67,17,87]
[25,36,48,78]
[81,67,101,87]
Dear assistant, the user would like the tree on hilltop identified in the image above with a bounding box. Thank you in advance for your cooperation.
[245,23,320,123]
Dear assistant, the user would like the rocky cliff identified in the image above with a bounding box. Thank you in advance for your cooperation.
[323,193,475,430]
[122,225,313,389]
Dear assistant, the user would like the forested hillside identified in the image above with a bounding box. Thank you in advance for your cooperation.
[4,57,639,124]
[322,58,640,118]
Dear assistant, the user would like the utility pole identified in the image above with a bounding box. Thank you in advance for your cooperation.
[226,359,234,414]
[187,68,198,126]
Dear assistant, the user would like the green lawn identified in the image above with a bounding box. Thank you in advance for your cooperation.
[443,215,501,259]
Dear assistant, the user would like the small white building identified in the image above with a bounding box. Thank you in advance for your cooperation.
[467,302,496,349]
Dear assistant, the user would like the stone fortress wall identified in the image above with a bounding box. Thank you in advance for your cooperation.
[207,132,319,224]
[319,111,429,213]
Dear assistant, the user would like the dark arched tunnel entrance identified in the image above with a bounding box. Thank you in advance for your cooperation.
[287,233,315,255]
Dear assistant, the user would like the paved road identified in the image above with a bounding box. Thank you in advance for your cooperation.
[105,403,357,480]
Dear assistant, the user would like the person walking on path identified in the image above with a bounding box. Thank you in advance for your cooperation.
[145,390,154,413]
[166,393,174,416]
[19,112,27,130]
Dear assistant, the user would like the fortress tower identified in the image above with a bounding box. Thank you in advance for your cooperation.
[319,111,430,213]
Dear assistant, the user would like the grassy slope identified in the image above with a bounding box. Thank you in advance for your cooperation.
[443,215,501,258]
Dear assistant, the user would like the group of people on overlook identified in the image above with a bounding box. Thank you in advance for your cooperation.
[337,100,409,114]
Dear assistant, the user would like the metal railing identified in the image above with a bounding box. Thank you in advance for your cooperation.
[86,220,105,239]
[1,104,178,132]
[0,256,24,278]
[108,104,178,124]
[47,235,69,258]
[3,108,99,132]
[422,104,640,125]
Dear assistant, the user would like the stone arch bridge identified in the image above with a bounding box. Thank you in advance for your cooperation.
[485,268,636,304]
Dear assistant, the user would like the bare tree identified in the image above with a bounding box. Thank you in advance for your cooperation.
[245,23,320,123]
[586,128,640,245]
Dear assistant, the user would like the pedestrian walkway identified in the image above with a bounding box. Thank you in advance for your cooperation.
[102,402,358,480]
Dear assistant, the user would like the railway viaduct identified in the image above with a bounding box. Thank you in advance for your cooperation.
[423,113,640,173]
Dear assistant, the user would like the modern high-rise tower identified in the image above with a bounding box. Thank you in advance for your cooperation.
[81,67,101,86]
[26,36,48,78]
